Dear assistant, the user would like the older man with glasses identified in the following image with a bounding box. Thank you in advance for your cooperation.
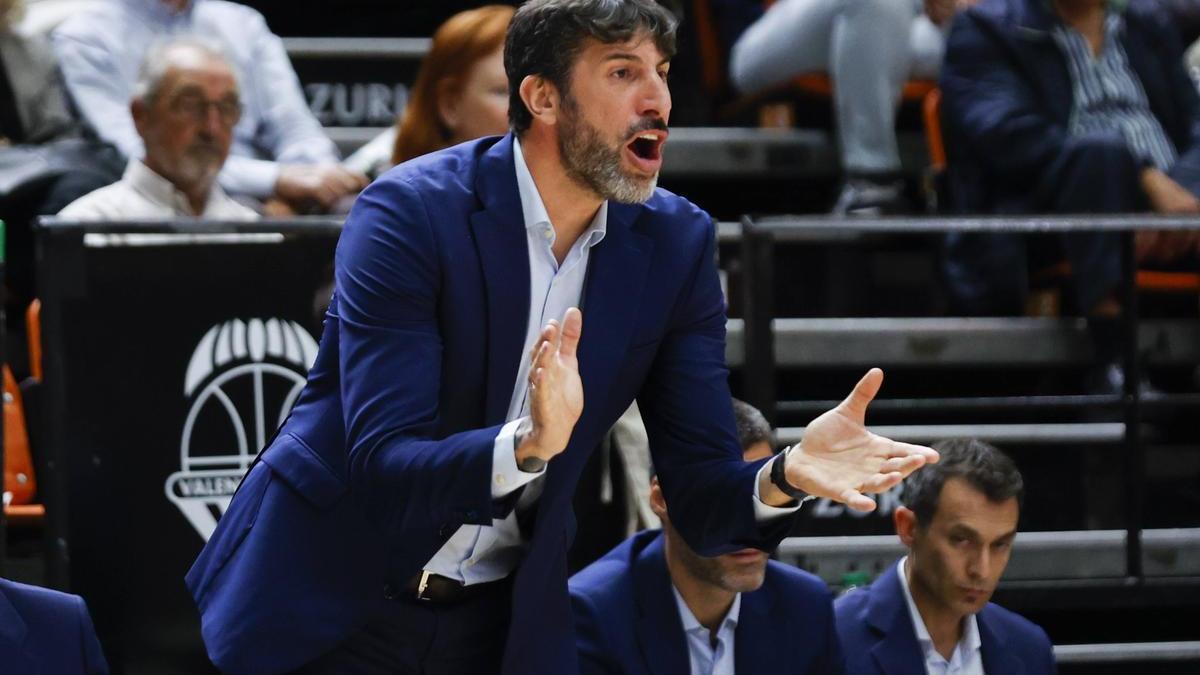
[59,37,256,220]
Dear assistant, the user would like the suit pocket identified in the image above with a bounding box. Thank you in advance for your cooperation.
[186,461,272,601]
[258,432,348,511]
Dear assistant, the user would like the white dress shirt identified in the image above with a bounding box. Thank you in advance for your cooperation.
[673,587,741,675]
[58,160,258,221]
[423,138,800,585]
[52,0,339,198]
[898,557,985,675]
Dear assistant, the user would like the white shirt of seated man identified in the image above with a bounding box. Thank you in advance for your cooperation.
[59,37,256,221]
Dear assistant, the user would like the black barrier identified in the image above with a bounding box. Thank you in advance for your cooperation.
[35,219,342,674]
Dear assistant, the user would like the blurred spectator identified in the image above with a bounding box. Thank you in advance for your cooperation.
[835,438,1056,675]
[729,0,966,214]
[59,37,256,220]
[1,0,123,319]
[52,0,366,214]
[570,399,844,674]
[940,0,1200,391]
[1167,0,1200,47]
[0,576,109,674]
[343,4,514,177]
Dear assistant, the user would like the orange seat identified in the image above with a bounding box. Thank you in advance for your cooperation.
[4,365,37,508]
[27,299,42,383]
[789,73,937,103]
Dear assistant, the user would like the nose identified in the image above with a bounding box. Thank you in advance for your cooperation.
[202,105,225,136]
[638,73,671,124]
[968,548,991,580]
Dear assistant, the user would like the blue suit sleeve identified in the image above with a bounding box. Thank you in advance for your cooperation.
[637,214,793,556]
[335,176,501,535]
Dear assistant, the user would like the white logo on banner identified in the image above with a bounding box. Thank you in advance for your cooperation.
[166,318,318,541]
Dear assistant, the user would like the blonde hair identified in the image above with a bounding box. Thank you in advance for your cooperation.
[392,5,514,164]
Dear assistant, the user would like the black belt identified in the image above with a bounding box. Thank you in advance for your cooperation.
[390,570,508,604]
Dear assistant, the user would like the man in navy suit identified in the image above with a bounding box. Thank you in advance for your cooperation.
[0,577,108,674]
[835,439,1056,675]
[570,400,844,674]
[186,1,938,673]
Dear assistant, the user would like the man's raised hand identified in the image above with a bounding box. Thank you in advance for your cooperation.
[515,308,585,471]
[782,368,939,511]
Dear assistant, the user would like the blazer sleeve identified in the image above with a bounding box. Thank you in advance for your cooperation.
[940,10,1071,183]
[334,175,500,535]
[637,214,794,557]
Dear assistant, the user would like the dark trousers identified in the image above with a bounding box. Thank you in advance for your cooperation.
[290,580,511,675]
[944,132,1159,315]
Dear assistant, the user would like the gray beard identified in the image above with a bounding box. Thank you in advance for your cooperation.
[557,100,657,205]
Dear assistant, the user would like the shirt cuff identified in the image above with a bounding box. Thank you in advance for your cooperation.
[752,457,804,521]
[491,416,544,499]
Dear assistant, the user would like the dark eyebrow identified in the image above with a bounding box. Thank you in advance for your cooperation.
[601,52,671,68]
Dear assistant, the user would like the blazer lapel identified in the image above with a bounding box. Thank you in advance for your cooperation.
[0,587,37,674]
[979,606,1025,675]
[469,134,532,426]
[575,201,653,439]
[733,587,775,674]
[867,566,927,675]
[633,534,691,675]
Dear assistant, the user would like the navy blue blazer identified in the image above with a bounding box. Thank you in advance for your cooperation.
[0,578,108,674]
[833,562,1056,675]
[939,0,1200,213]
[186,134,796,674]
[569,530,844,674]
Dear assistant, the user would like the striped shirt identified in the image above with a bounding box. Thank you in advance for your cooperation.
[1052,12,1177,171]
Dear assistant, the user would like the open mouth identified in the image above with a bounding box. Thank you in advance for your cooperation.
[624,130,667,173]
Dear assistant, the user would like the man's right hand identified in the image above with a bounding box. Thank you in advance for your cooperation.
[1141,167,1200,215]
[275,163,369,213]
[515,308,584,472]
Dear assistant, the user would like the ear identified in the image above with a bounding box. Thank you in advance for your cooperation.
[649,476,668,522]
[131,98,150,137]
[436,79,463,134]
[518,74,559,128]
[895,506,918,546]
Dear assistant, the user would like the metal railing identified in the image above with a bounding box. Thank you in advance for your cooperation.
[737,215,1200,585]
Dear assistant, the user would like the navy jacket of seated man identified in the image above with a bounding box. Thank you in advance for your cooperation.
[569,530,844,674]
[833,561,1056,675]
[0,577,109,674]
[940,0,1200,215]
[186,134,798,675]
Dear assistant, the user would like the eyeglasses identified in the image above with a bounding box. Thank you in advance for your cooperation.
[169,95,243,127]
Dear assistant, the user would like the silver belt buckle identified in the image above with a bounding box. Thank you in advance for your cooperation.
[416,570,433,601]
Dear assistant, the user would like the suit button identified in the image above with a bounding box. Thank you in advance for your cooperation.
[383,584,398,600]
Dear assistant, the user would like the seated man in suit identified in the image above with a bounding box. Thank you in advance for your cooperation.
[0,576,108,674]
[835,438,1056,674]
[570,399,844,674]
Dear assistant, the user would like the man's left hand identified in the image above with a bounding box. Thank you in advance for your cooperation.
[782,368,939,512]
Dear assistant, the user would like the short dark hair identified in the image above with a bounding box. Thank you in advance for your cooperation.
[902,438,1024,527]
[731,399,773,452]
[504,0,677,134]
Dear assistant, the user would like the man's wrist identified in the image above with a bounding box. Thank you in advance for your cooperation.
[770,445,815,502]
[513,418,548,473]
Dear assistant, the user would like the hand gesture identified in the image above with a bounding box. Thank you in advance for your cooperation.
[275,163,369,213]
[784,368,939,512]
[515,308,585,470]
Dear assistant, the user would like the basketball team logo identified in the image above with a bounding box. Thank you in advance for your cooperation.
[166,318,318,541]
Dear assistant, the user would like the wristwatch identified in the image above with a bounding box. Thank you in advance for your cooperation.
[769,445,815,503]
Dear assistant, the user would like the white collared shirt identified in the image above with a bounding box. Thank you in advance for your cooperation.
[424,137,799,586]
[673,586,741,675]
[58,160,258,221]
[897,557,985,675]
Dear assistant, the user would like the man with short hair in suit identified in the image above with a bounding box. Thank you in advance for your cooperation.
[0,577,108,674]
[835,438,1056,675]
[187,1,939,673]
[570,399,844,674]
